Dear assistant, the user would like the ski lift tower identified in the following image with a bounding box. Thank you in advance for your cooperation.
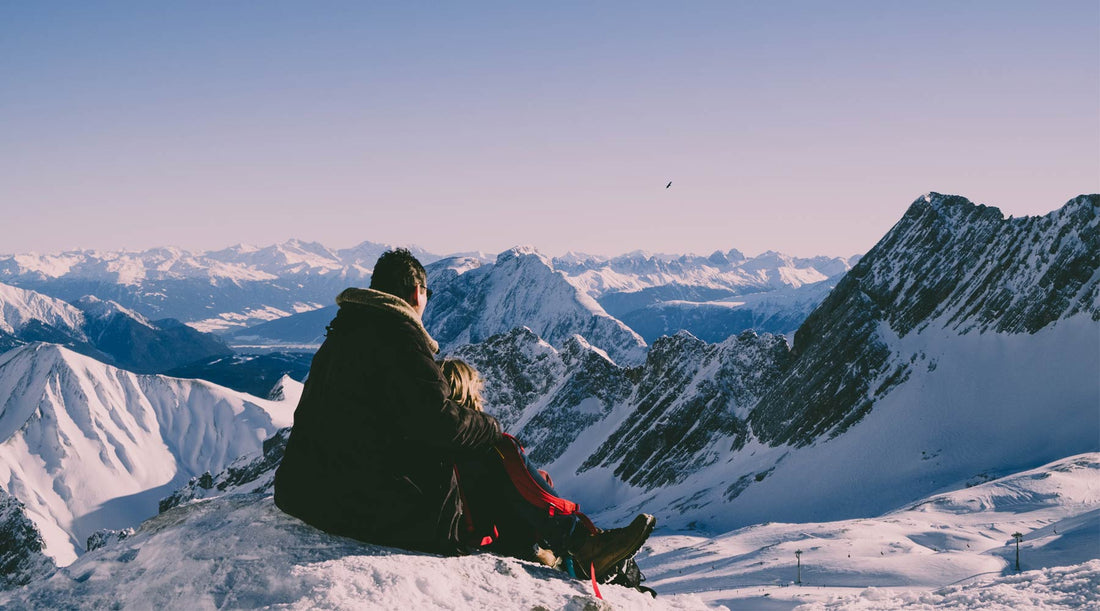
[795,549,802,585]
[1012,533,1023,571]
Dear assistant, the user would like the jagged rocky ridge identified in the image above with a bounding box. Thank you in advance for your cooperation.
[749,193,1099,447]
[437,193,1098,526]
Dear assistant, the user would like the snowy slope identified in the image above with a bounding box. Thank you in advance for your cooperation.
[2,452,1093,610]
[641,453,1100,610]
[0,344,297,565]
[642,451,1095,607]
[564,311,1098,534]
[0,494,718,610]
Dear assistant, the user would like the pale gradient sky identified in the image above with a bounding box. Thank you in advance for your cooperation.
[1,1,1097,259]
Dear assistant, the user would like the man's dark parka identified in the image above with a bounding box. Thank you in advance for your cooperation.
[274,288,502,554]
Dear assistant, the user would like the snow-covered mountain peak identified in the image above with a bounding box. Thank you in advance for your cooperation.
[208,239,344,275]
[495,245,550,266]
[554,250,610,266]
[73,295,153,328]
[560,333,615,366]
[427,255,485,278]
[0,283,85,337]
[266,374,304,405]
[427,246,648,365]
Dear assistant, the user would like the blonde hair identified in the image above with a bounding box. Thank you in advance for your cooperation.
[439,358,484,412]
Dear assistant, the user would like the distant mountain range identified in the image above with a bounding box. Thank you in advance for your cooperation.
[0,283,229,373]
[0,240,856,356]
[0,240,441,332]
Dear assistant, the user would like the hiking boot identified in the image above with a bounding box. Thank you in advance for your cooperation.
[570,514,656,581]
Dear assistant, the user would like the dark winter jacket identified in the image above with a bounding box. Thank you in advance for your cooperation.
[273,288,503,554]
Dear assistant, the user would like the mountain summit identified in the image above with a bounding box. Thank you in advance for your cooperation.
[426,246,649,365]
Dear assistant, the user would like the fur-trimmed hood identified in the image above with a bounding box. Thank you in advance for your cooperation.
[335,287,439,354]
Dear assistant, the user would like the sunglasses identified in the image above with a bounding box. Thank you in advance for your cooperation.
[421,285,433,301]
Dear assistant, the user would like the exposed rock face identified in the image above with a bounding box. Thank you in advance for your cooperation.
[0,489,54,591]
[159,428,292,513]
[580,330,790,489]
[449,327,566,432]
[749,193,1099,447]
[86,527,135,553]
[451,326,790,489]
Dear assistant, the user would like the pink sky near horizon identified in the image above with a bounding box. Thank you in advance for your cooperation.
[1,2,1097,259]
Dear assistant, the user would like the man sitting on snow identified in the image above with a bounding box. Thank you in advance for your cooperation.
[274,248,653,581]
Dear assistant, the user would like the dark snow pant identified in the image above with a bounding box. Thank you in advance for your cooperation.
[455,440,585,559]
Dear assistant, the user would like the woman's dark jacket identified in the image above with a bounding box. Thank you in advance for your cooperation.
[273,288,502,554]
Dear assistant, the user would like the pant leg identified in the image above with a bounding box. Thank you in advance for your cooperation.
[455,448,582,559]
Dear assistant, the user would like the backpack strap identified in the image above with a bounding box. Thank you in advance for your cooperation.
[494,434,597,534]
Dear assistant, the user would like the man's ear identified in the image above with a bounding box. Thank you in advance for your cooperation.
[406,287,423,309]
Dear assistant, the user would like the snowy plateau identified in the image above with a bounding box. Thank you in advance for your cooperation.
[0,192,1097,610]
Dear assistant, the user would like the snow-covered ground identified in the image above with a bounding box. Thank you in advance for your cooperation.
[0,494,716,611]
[640,453,1100,610]
[3,453,1095,610]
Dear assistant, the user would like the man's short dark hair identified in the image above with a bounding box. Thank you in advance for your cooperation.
[370,248,427,298]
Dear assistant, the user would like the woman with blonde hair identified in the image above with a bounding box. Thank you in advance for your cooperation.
[439,358,485,412]
[438,356,660,597]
